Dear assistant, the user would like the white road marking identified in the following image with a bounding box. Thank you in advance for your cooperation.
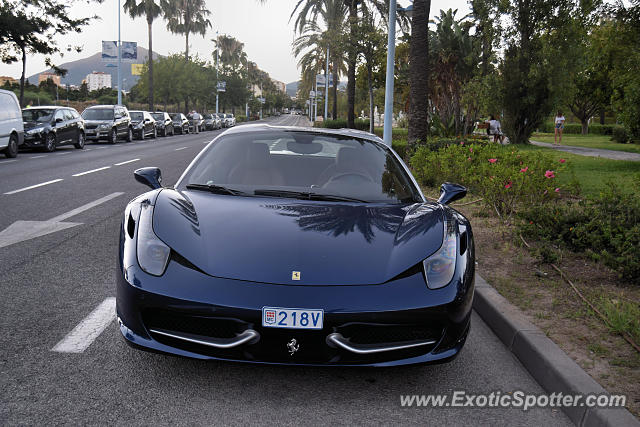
[30,155,46,159]
[0,160,17,165]
[49,192,124,222]
[72,166,110,177]
[4,179,64,195]
[0,192,124,248]
[96,147,107,150]
[56,152,70,156]
[52,298,116,353]
[114,158,140,166]
[175,146,187,151]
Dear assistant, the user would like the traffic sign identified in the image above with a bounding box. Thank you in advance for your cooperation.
[217,81,226,92]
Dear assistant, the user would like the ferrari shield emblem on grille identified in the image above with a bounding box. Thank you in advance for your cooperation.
[291,271,301,281]
[287,338,300,355]
[264,309,276,324]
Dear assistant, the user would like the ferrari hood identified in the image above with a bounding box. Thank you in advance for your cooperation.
[152,189,445,285]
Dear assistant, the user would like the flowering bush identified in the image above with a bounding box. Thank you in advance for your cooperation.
[410,143,570,217]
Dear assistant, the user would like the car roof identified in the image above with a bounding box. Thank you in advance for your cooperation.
[22,106,65,110]
[222,124,383,144]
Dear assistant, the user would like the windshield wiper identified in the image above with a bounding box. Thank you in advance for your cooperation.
[186,183,248,196]
[254,189,368,203]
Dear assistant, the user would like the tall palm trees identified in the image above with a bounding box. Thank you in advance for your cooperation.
[123,0,163,110]
[164,0,211,59]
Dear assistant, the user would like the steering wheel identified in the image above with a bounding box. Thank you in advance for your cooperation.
[324,172,374,185]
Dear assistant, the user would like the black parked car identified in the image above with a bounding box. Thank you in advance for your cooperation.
[22,106,85,152]
[152,112,174,136]
[170,113,189,134]
[130,111,157,140]
[82,105,132,143]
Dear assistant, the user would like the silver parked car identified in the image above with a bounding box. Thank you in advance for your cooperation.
[0,89,24,158]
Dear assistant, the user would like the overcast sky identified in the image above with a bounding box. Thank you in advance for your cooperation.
[0,0,470,84]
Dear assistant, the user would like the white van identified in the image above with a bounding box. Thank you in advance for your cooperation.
[0,89,24,158]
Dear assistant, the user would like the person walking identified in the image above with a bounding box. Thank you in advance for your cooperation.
[191,110,201,134]
[489,115,504,144]
[554,111,565,145]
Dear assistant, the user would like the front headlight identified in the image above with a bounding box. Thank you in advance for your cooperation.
[423,221,457,289]
[137,202,170,276]
[99,124,110,130]
[27,127,45,134]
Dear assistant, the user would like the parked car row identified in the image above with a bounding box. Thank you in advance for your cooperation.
[0,90,234,158]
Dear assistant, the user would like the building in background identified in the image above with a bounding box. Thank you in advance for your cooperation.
[85,71,112,91]
[0,76,18,86]
[271,78,286,94]
[38,72,61,86]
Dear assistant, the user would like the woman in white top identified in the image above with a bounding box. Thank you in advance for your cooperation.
[554,111,565,146]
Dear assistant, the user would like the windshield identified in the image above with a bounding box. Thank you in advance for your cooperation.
[170,113,181,121]
[152,113,165,121]
[23,109,54,123]
[82,108,114,120]
[180,131,419,204]
[130,112,143,121]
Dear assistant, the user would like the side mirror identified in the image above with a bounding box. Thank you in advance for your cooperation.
[134,167,163,190]
[55,118,63,123]
[438,182,467,205]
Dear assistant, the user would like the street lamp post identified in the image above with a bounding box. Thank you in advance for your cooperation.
[117,0,122,105]
[324,47,329,122]
[382,0,397,147]
[215,31,219,115]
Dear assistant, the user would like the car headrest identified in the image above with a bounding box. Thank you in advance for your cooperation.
[336,147,360,170]
[247,143,270,166]
[287,141,323,154]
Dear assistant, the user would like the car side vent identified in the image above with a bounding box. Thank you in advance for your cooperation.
[387,262,423,282]
[459,231,467,255]
[171,250,205,274]
[127,212,136,239]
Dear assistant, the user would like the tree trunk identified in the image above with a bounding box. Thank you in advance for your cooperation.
[346,1,357,128]
[185,32,190,59]
[147,19,154,111]
[599,108,605,125]
[19,45,26,107]
[408,0,431,146]
[581,119,589,135]
[367,64,374,134]
[332,70,338,120]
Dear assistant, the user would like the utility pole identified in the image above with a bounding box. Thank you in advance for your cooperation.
[117,0,122,105]
[324,47,329,122]
[260,82,263,120]
[215,31,220,115]
[382,0,397,147]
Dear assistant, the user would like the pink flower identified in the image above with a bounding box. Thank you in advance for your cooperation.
[505,181,512,189]
[467,157,472,161]
[543,190,548,195]
[555,188,560,193]
[545,170,555,179]
[460,141,465,146]
[559,158,566,163]
[488,158,497,164]
[520,166,528,173]
[469,147,473,153]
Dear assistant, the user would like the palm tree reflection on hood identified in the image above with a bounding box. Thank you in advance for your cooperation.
[264,204,406,243]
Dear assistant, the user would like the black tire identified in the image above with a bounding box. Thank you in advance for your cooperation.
[108,128,117,144]
[170,125,174,136]
[152,127,157,139]
[125,127,133,142]
[139,129,145,140]
[74,131,85,149]
[3,133,18,158]
[44,133,57,152]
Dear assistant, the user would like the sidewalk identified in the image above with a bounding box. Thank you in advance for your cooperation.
[530,140,640,161]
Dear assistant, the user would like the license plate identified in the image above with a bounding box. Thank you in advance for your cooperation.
[262,307,323,330]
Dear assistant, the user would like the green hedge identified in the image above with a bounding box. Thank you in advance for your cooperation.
[317,119,371,131]
[537,122,624,135]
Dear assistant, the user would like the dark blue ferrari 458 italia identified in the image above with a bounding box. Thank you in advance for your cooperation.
[117,124,475,366]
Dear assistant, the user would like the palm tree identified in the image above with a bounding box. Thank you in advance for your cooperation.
[163,0,211,59]
[124,0,163,110]
[214,34,247,73]
[408,0,431,145]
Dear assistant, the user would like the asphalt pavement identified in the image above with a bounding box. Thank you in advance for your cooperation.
[0,115,570,425]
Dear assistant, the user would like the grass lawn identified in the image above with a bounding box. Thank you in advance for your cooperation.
[517,145,640,197]
[530,132,640,154]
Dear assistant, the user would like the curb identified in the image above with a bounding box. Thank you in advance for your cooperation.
[473,275,639,426]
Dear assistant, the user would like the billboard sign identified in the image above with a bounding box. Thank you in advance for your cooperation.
[131,63,144,76]
[316,74,334,87]
[217,81,226,92]
[102,41,137,62]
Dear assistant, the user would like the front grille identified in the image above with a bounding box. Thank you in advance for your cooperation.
[143,309,246,339]
[85,124,98,130]
[336,323,442,345]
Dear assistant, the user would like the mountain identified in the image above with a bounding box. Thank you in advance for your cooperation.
[286,81,299,98]
[27,46,161,90]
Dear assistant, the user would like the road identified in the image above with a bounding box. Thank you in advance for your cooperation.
[0,115,570,425]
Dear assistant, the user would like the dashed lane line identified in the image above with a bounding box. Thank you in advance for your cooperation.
[114,158,140,166]
[51,298,116,353]
[72,166,111,177]
[0,160,17,165]
[175,147,187,151]
[29,155,46,159]
[3,179,64,195]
